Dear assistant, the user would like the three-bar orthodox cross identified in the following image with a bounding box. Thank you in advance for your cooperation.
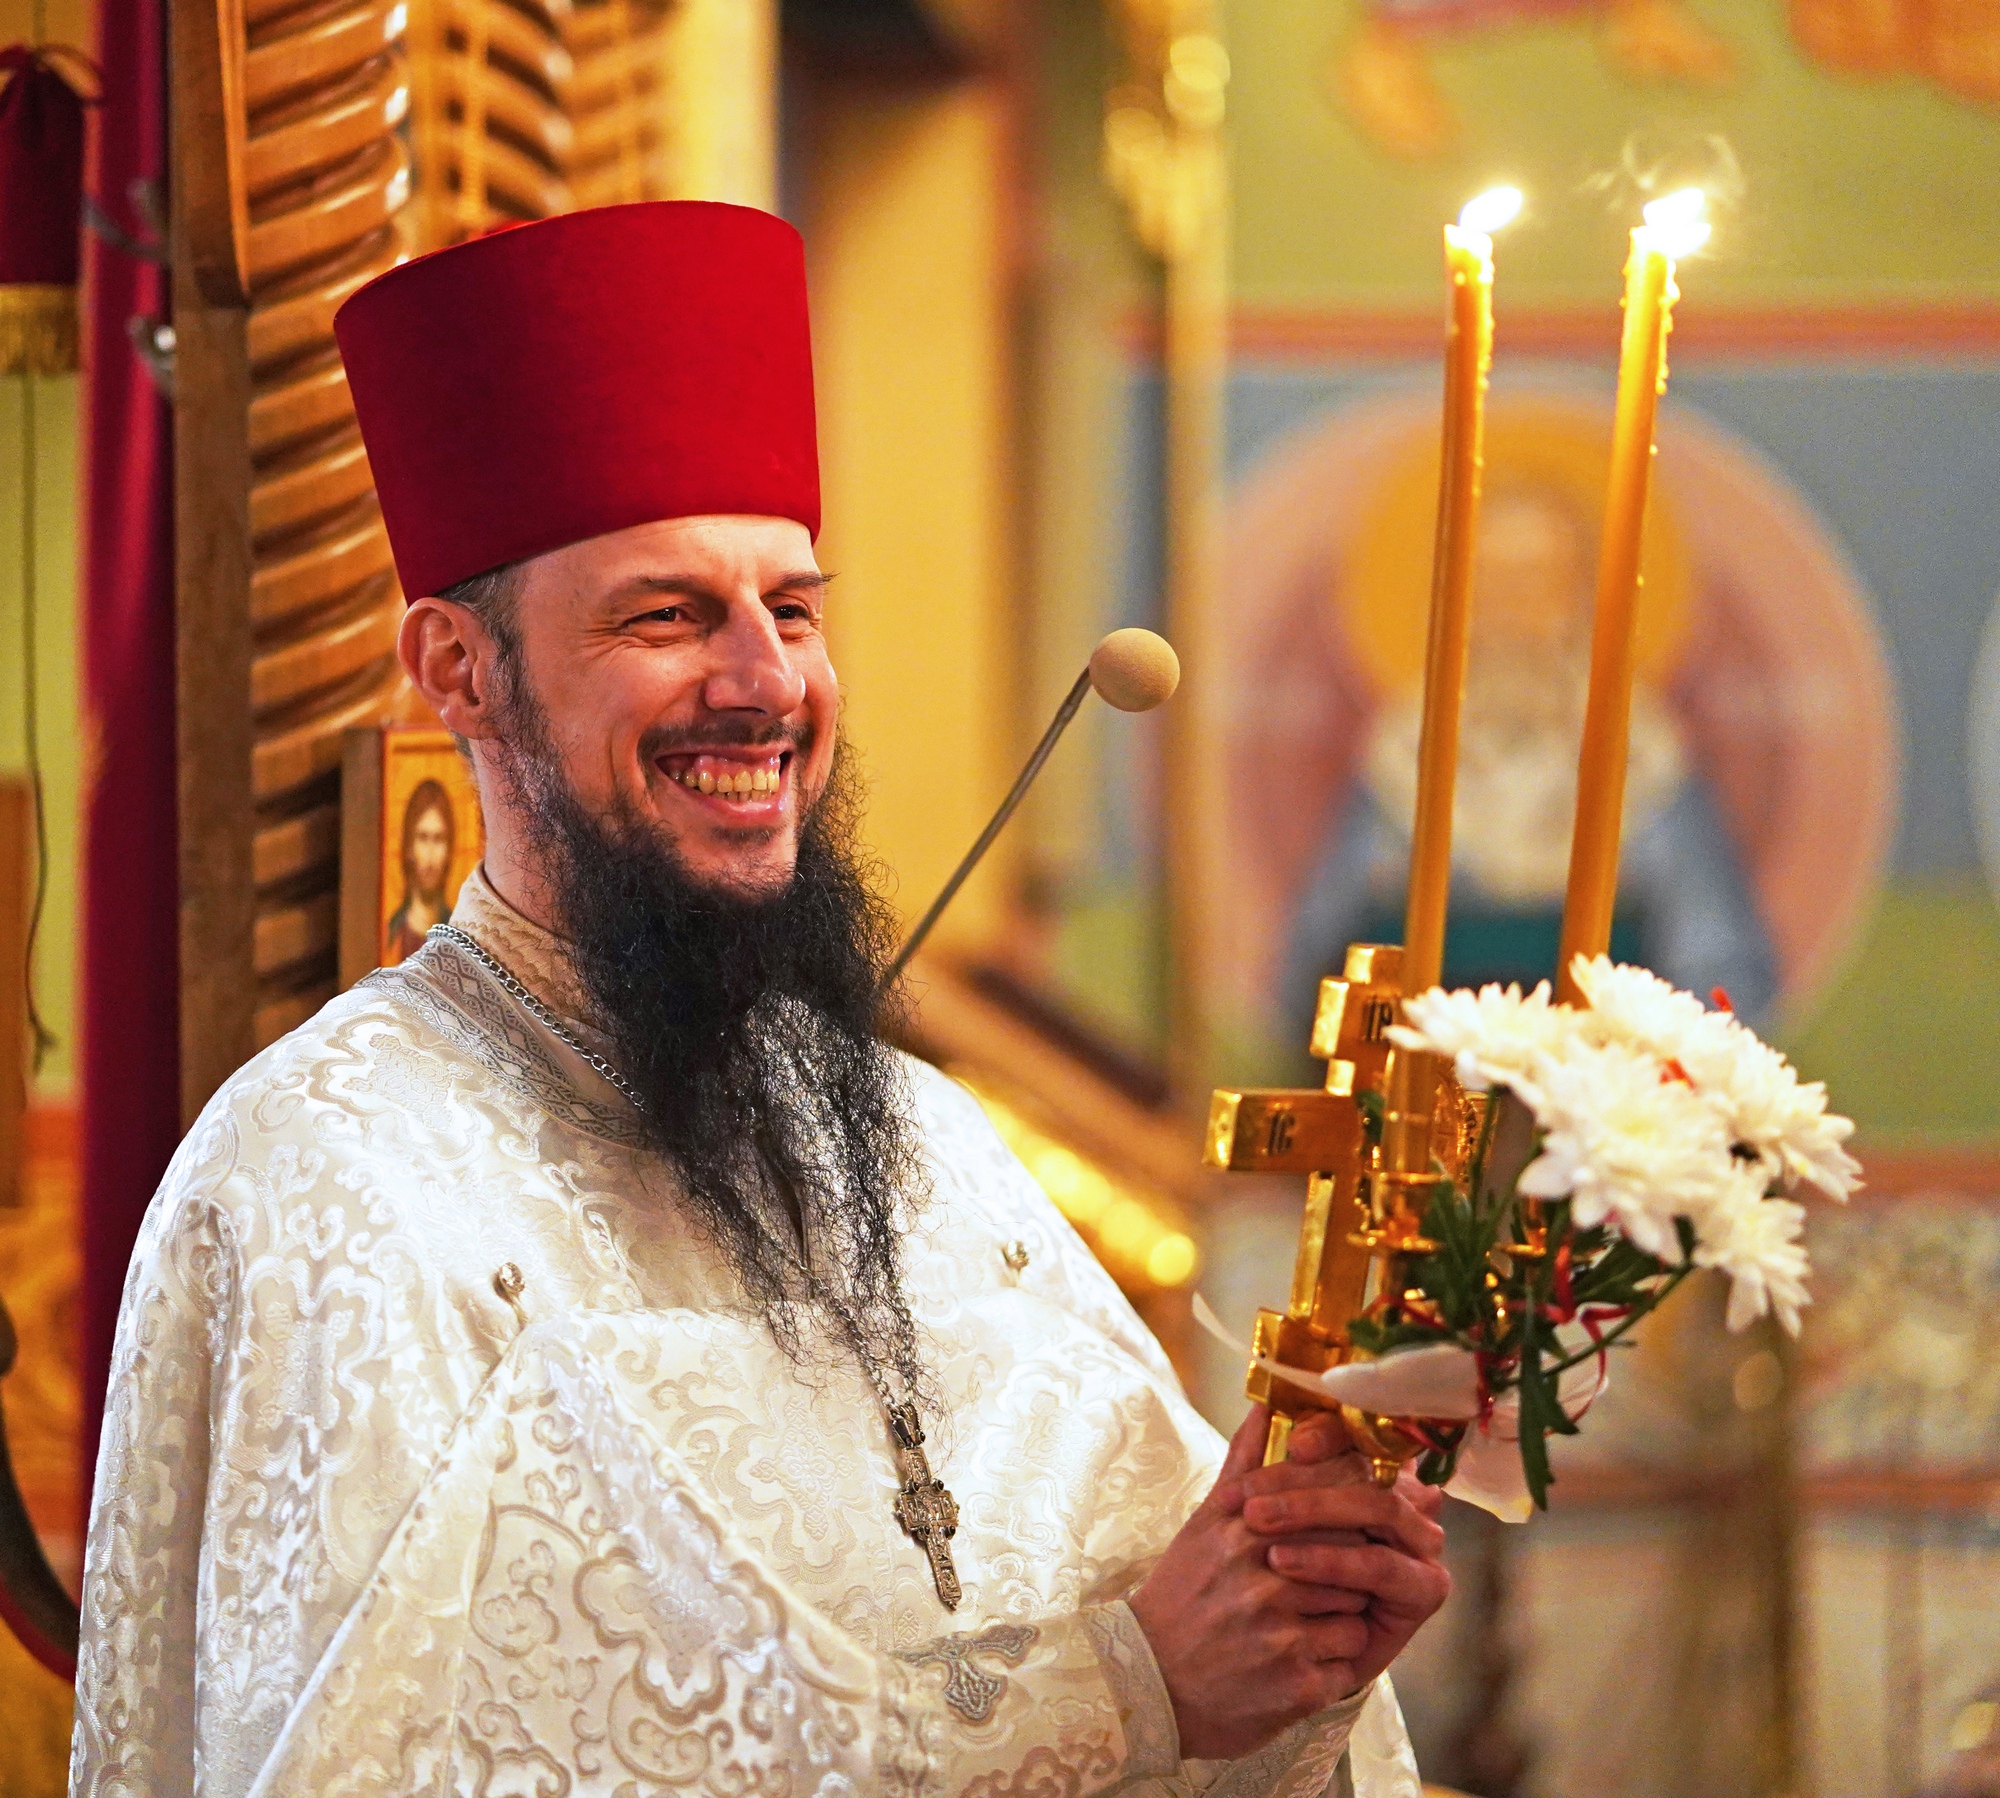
[889,1402,963,1609]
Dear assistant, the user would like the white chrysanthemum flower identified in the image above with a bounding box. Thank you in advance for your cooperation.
[1694,1186,1812,1335]
[1391,980,1583,1107]
[1569,956,1860,1203]
[1702,1046,1859,1203]
[1515,1039,1737,1260]
[1571,956,1716,1058]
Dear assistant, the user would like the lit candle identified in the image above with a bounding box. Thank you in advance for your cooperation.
[1402,184,1520,996]
[1555,188,1709,1005]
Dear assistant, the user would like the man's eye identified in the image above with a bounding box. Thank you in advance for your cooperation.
[635,606,685,625]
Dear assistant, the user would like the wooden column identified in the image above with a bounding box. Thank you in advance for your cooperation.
[1101,0,1230,1097]
[174,0,413,1114]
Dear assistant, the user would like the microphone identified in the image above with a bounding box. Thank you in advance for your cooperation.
[881,628,1180,991]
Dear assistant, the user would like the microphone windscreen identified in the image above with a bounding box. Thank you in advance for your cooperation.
[1088,629,1180,713]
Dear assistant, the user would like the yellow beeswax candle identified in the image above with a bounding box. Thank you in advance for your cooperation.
[1556,188,1708,1005]
[1401,185,1519,996]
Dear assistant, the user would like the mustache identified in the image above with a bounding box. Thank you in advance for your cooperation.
[640,717,816,758]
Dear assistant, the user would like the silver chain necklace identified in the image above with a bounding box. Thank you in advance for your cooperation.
[432,923,647,1109]
[424,922,963,1608]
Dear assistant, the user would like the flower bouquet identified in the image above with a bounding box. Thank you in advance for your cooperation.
[1245,957,1859,1520]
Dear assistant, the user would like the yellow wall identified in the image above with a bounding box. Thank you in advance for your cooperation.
[0,0,88,1104]
[807,74,1019,950]
[0,375,78,1106]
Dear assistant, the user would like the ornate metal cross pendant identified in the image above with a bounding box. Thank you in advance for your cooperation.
[889,1403,962,1610]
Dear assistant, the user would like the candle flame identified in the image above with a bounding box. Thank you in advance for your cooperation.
[1458,186,1524,236]
[1639,186,1710,258]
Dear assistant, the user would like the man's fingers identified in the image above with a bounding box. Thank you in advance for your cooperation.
[1265,1542,1454,1615]
[1398,1468,1445,1520]
[1275,1570,1369,1615]
[1206,1403,1270,1510]
[1283,1409,1351,1465]
[1300,1616,1370,1665]
[1240,1477,1445,1559]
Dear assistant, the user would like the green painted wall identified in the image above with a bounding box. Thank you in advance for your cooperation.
[0,374,82,1104]
[1781,881,2000,1142]
[1227,0,2000,307]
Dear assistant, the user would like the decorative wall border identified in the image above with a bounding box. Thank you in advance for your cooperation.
[1119,305,2000,362]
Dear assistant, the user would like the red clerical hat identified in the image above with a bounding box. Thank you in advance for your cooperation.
[336,201,820,601]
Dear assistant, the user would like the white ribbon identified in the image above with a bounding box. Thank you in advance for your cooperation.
[1190,1294,1607,1524]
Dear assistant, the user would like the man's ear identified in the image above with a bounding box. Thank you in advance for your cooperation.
[399,598,504,739]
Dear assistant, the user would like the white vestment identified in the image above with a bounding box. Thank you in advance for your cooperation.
[71,870,1424,1798]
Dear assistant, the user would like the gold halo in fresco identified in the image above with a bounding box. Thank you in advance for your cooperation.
[1342,399,1694,695]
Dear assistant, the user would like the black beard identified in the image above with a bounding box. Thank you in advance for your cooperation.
[490,685,930,1400]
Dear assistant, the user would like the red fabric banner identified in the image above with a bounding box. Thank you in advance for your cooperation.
[78,0,174,1516]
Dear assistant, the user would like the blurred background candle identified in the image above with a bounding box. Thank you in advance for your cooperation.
[1556,187,1710,1004]
[1401,183,1520,995]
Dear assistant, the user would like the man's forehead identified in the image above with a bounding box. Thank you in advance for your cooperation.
[532,514,825,602]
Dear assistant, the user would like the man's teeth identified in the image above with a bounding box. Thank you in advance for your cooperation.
[675,762,781,797]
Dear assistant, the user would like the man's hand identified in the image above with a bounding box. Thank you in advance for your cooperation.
[1242,1412,1451,1694]
[1127,1405,1451,1761]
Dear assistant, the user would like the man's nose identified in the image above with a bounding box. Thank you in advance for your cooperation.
[702,605,807,715]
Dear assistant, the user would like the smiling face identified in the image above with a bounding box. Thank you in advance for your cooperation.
[396,515,925,1377]
[403,513,839,913]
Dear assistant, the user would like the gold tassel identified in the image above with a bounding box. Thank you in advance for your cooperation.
[0,285,79,376]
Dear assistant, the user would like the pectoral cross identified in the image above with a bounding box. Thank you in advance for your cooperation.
[889,1403,962,1610]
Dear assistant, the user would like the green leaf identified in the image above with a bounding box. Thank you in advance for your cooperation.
[1515,1344,1556,1510]
[1417,1444,1460,1487]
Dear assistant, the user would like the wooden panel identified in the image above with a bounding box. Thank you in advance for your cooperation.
[337,729,385,988]
[244,0,403,113]
[408,0,673,247]
[173,0,259,1116]
[242,0,415,1047]
[560,1,668,204]
[245,227,399,371]
[432,55,574,161]
[253,801,342,887]
[246,352,353,458]
[179,0,417,1107]
[244,136,411,286]
[251,509,393,629]
[253,664,404,802]
[249,424,374,542]
[253,891,340,975]
[252,593,401,715]
[245,53,410,198]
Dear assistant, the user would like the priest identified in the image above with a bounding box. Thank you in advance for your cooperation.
[71,202,1449,1797]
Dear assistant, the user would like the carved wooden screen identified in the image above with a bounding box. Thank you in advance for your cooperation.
[238,0,413,1051]
[176,0,687,1116]
[406,0,671,243]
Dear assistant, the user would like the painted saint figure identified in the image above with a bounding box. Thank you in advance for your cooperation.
[1287,470,1778,1034]
[383,776,455,963]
